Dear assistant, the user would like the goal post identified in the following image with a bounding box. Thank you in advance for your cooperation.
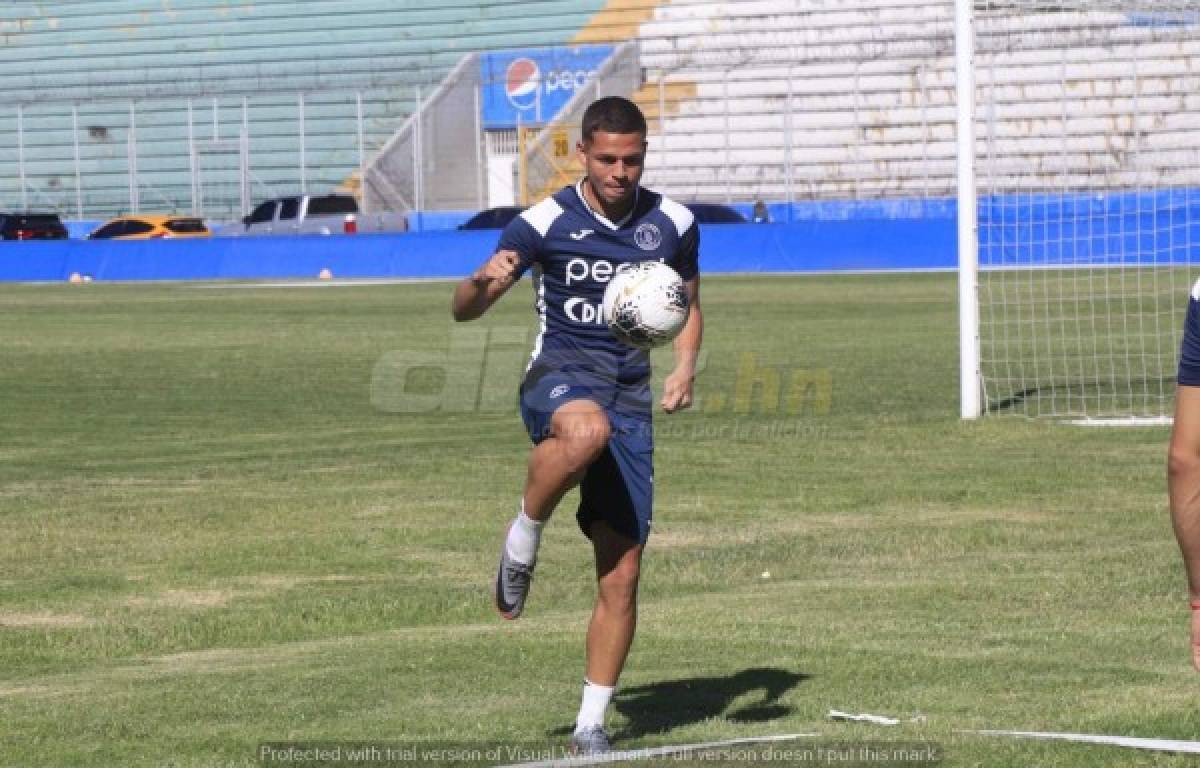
[957,0,982,420]
[959,0,1200,421]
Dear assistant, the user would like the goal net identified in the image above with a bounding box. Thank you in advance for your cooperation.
[970,1,1200,421]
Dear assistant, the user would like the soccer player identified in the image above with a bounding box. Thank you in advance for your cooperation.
[1169,278,1200,671]
[451,96,702,752]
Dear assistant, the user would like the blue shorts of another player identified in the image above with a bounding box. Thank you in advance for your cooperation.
[519,372,654,546]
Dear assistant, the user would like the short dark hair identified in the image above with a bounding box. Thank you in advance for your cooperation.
[581,96,647,143]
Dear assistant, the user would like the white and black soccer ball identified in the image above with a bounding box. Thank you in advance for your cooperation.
[601,261,689,350]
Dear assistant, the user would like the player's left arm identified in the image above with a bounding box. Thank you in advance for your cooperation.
[1169,282,1200,670]
[661,276,702,414]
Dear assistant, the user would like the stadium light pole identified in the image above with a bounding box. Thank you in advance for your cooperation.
[298,93,307,196]
[474,82,485,211]
[72,105,83,219]
[128,102,140,214]
[357,92,367,214]
[188,100,199,216]
[241,97,250,218]
[956,0,982,419]
[17,104,26,211]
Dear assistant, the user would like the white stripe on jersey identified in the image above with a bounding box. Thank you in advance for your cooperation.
[1191,276,1200,301]
[527,266,547,372]
[574,180,637,231]
[658,195,696,236]
[520,196,565,237]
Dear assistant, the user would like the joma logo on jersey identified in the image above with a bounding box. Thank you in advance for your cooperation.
[564,257,616,286]
[563,297,606,325]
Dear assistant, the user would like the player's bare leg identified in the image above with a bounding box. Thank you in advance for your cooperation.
[524,400,611,521]
[1168,385,1200,670]
[572,520,642,753]
[586,521,642,684]
[496,400,611,619]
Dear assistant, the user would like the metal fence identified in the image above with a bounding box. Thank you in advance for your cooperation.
[1,42,947,223]
[10,12,1195,226]
[0,87,409,222]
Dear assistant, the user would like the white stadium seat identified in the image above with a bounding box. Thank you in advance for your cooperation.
[629,0,1200,203]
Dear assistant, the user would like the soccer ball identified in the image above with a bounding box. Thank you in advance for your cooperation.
[601,261,689,349]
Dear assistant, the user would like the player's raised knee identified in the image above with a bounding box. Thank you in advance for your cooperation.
[553,406,611,468]
[562,413,611,468]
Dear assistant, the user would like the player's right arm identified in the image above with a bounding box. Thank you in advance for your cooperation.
[452,211,543,322]
[451,249,522,321]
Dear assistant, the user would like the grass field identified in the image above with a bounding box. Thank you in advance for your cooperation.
[0,274,1194,767]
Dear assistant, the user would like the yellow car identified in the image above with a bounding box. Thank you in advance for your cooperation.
[87,214,210,240]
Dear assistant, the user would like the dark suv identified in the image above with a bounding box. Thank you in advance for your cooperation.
[683,203,747,224]
[0,213,69,240]
[458,206,526,230]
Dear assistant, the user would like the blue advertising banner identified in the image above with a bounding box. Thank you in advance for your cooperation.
[480,45,614,130]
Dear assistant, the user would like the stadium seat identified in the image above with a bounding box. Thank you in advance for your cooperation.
[629,0,1199,203]
[0,0,607,219]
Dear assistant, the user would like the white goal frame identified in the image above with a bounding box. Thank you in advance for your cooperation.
[957,0,1200,422]
[957,0,982,419]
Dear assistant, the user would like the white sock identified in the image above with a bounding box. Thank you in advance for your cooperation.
[504,503,544,566]
[575,679,615,732]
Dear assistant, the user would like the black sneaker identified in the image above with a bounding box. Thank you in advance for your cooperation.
[494,545,534,620]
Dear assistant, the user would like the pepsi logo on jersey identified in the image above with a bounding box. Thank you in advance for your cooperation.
[560,257,669,327]
[564,257,617,285]
[561,258,620,324]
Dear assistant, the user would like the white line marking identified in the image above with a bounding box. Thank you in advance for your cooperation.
[827,709,900,725]
[969,729,1200,754]
[495,733,818,768]
[1066,416,1173,427]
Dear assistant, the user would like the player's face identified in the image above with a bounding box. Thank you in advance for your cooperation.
[578,131,647,214]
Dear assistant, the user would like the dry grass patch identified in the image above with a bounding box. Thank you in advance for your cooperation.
[0,611,95,629]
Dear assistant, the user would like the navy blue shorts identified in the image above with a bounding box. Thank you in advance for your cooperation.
[1180,286,1200,386]
[519,372,654,545]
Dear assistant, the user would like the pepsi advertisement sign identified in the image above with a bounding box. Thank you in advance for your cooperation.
[480,45,614,130]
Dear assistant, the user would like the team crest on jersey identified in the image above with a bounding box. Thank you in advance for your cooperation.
[634,222,662,251]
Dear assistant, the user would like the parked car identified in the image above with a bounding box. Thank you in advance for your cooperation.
[87,214,211,240]
[0,212,68,240]
[458,206,526,230]
[239,193,407,236]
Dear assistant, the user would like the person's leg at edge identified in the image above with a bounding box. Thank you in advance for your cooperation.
[574,521,642,746]
[1168,386,1200,670]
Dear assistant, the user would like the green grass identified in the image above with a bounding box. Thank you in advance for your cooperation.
[0,274,1193,767]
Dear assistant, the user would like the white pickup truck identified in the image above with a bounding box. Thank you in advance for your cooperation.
[239,194,407,236]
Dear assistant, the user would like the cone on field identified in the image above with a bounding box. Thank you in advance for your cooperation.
[318,268,333,280]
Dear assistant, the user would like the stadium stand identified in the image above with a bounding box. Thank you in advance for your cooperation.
[632,0,1200,203]
[3,1,1197,220]
[573,0,661,44]
[0,1,607,220]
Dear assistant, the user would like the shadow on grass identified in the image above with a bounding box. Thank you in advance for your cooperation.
[549,666,809,741]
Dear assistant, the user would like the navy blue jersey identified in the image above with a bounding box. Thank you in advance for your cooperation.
[498,182,699,390]
[1180,278,1200,386]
